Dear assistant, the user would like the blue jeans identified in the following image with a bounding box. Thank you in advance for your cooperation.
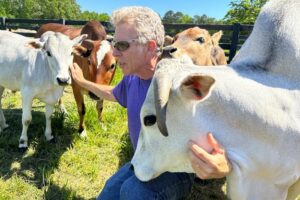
[97,162,194,200]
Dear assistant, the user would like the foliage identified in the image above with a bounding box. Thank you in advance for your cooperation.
[162,10,219,24]
[80,11,110,21]
[0,0,81,19]
[223,0,268,24]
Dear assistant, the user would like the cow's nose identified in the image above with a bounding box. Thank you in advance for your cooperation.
[57,77,70,86]
[130,163,134,171]
[160,46,177,59]
[163,46,177,54]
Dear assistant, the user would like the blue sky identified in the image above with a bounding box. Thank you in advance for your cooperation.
[76,0,233,20]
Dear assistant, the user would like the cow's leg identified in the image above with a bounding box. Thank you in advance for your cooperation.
[58,98,68,115]
[96,99,103,122]
[72,85,86,137]
[19,94,33,149]
[0,86,9,132]
[96,99,107,130]
[44,104,55,142]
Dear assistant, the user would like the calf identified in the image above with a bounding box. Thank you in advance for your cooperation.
[0,31,86,150]
[37,20,116,136]
[162,27,227,65]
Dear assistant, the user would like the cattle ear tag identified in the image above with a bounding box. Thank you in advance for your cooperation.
[180,74,215,100]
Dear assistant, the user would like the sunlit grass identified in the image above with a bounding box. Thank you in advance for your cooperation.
[0,67,227,199]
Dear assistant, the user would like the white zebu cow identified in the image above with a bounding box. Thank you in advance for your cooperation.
[132,0,300,199]
[0,30,87,150]
[231,0,300,83]
[132,58,300,200]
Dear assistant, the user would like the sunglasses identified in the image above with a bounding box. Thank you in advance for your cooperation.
[112,39,138,52]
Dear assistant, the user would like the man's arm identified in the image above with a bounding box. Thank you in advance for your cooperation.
[69,63,116,102]
[188,133,231,179]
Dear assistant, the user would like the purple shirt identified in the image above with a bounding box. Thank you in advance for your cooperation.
[113,75,152,149]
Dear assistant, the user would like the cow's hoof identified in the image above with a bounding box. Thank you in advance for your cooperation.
[18,147,28,153]
[59,105,68,115]
[3,124,9,129]
[48,137,56,144]
[79,129,87,138]
[100,122,107,131]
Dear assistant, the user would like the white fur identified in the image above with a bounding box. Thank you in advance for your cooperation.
[0,30,86,148]
[96,40,111,69]
[132,0,300,198]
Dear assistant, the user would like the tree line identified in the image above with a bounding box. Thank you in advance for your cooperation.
[0,0,268,24]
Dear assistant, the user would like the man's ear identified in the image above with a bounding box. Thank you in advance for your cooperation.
[147,40,158,52]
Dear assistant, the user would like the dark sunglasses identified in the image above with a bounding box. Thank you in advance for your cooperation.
[112,39,138,52]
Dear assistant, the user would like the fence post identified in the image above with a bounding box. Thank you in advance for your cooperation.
[228,23,241,63]
[0,17,5,30]
[60,18,65,25]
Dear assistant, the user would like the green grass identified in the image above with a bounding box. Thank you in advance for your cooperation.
[0,67,227,200]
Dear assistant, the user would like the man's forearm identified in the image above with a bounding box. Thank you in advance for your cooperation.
[80,80,116,102]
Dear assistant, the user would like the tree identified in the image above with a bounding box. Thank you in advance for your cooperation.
[193,14,218,24]
[0,0,81,19]
[80,11,109,21]
[223,0,268,24]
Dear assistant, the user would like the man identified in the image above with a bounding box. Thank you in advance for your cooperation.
[69,6,231,200]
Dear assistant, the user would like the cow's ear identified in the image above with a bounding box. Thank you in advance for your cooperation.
[164,35,174,46]
[26,41,43,49]
[180,74,215,101]
[72,34,88,45]
[73,45,91,57]
[211,31,223,45]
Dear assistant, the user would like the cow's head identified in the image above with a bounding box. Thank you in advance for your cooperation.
[161,27,227,65]
[131,58,215,181]
[29,31,87,86]
[72,39,117,93]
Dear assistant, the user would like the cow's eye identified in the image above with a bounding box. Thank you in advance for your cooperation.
[110,63,116,70]
[196,37,205,43]
[144,115,156,126]
[46,51,52,57]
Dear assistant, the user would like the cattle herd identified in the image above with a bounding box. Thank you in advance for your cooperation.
[1,0,300,199]
[0,19,226,150]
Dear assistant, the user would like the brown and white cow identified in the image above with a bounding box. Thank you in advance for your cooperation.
[162,27,227,66]
[37,20,116,136]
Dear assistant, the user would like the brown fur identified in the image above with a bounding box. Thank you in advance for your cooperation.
[162,27,227,66]
[36,21,116,134]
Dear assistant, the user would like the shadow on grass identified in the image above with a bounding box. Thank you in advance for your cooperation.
[0,108,78,197]
[117,132,134,167]
[45,183,88,200]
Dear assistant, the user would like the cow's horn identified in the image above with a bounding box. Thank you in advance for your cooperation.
[153,72,172,137]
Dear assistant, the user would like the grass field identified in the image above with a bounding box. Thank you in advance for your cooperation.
[0,67,227,200]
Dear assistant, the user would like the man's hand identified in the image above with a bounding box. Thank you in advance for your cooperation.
[69,63,85,85]
[188,133,231,179]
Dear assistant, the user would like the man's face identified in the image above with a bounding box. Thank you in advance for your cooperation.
[113,23,149,76]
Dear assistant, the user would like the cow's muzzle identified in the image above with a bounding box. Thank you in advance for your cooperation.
[160,46,177,59]
[56,77,71,86]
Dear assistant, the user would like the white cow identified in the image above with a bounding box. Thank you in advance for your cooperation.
[231,0,300,83]
[132,0,300,199]
[0,31,87,150]
[132,58,300,200]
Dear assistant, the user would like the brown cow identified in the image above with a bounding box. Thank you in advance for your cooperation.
[36,20,116,137]
[36,23,82,39]
[162,27,227,65]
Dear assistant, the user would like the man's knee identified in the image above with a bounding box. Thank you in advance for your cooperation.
[120,178,158,200]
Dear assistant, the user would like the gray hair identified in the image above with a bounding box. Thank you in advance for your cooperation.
[111,6,165,48]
